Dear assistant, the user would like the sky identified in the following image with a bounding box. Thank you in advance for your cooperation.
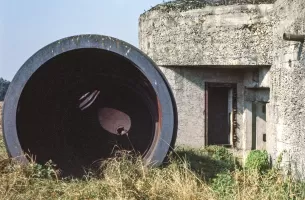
[0,0,165,81]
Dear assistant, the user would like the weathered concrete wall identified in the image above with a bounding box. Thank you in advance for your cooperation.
[139,4,273,66]
[139,3,273,153]
[139,0,305,179]
[267,0,305,179]
[159,66,246,148]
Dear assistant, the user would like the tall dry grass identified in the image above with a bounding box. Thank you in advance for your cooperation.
[0,146,305,199]
[0,102,7,160]
[0,102,305,199]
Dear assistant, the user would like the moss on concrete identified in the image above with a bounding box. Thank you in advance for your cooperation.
[148,0,276,12]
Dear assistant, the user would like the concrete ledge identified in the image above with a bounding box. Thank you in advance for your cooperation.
[139,4,274,67]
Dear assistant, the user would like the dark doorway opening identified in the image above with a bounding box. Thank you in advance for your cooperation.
[205,83,237,146]
[251,102,267,150]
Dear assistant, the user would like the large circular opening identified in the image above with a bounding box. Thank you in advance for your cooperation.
[16,48,159,176]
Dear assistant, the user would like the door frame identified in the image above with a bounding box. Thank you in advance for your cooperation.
[204,82,237,147]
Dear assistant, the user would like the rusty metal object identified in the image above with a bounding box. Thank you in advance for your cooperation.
[98,107,131,135]
[2,34,178,177]
[283,33,305,42]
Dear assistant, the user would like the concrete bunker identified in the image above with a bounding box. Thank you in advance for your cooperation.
[142,0,305,180]
[139,2,274,155]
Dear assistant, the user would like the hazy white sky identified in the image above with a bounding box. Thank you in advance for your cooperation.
[0,0,165,80]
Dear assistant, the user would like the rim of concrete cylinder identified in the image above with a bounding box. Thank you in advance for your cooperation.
[2,34,178,167]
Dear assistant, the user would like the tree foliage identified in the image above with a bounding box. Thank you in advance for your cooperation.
[0,78,10,101]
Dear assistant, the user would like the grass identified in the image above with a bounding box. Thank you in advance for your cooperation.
[1,102,305,199]
[0,102,6,160]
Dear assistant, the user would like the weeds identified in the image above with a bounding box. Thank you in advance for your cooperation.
[245,150,270,173]
[0,144,305,199]
[0,105,305,200]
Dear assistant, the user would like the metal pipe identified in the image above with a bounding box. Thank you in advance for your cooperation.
[2,34,178,177]
[283,33,305,42]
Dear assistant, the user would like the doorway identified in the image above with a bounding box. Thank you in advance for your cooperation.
[205,83,237,146]
[251,102,267,150]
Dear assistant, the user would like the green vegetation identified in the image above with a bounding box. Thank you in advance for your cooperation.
[245,150,270,173]
[0,78,10,101]
[0,106,304,200]
[148,0,276,13]
[0,138,305,199]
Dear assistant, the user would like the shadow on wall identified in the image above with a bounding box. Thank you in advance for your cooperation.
[162,65,257,116]
[166,65,270,110]
[160,65,270,149]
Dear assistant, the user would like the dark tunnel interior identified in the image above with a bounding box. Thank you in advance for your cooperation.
[16,48,159,177]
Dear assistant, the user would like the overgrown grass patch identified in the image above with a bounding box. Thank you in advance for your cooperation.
[171,146,240,180]
[0,142,305,199]
[1,111,305,200]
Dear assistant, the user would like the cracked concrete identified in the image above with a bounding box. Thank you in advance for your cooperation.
[139,0,305,179]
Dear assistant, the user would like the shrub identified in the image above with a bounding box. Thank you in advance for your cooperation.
[0,78,10,101]
[245,150,270,173]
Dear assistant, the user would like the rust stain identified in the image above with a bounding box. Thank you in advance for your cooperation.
[116,40,120,50]
[98,108,131,135]
[144,96,162,161]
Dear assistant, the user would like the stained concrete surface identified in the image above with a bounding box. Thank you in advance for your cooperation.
[139,0,305,179]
